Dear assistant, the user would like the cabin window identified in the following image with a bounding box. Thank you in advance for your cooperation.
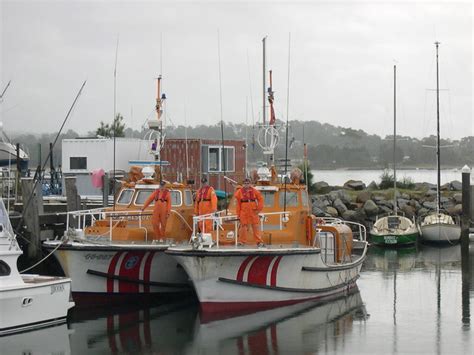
[301,191,309,207]
[261,191,275,207]
[206,146,235,172]
[135,189,181,206]
[279,191,298,207]
[184,190,193,206]
[208,147,220,172]
[116,189,134,205]
[70,157,87,170]
[0,260,10,276]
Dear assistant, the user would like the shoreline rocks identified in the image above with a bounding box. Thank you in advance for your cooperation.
[311,179,463,228]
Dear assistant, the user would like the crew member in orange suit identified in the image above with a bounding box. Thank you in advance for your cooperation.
[194,176,218,233]
[141,180,171,239]
[234,177,265,246]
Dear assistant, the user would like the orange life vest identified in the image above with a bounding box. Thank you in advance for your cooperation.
[154,189,169,202]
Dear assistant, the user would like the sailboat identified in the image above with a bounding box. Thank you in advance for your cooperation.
[369,65,419,246]
[419,42,461,243]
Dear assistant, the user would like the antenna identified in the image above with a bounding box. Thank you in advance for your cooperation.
[283,33,291,212]
[0,80,11,100]
[217,30,228,210]
[112,35,119,209]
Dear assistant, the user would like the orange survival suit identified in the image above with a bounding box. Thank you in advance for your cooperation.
[194,184,218,233]
[234,185,264,244]
[142,187,172,239]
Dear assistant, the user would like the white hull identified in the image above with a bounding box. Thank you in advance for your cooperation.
[168,244,367,313]
[43,240,191,301]
[0,276,74,336]
[420,223,461,243]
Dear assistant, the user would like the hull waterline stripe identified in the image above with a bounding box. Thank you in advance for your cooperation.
[217,275,360,293]
[87,269,190,288]
[0,317,67,336]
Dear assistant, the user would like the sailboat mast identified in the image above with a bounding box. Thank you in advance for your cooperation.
[435,41,441,213]
[393,65,397,214]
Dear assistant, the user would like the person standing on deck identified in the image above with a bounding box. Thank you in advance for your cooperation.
[141,180,171,239]
[234,177,265,246]
[194,176,218,234]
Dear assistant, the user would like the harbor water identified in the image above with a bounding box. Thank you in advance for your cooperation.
[1,243,472,354]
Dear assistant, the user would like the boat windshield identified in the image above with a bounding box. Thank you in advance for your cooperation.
[279,191,298,207]
[184,190,193,206]
[301,190,309,207]
[261,191,276,207]
[134,189,182,207]
[116,189,134,205]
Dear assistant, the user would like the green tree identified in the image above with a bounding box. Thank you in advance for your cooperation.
[96,113,125,137]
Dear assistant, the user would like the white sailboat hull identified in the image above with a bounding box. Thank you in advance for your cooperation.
[420,223,461,243]
[0,276,74,336]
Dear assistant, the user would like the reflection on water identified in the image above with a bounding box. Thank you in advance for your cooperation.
[4,244,473,354]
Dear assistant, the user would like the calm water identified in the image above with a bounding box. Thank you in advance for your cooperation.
[1,244,473,354]
[311,168,471,186]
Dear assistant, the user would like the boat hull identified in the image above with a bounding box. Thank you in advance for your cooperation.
[369,231,418,247]
[167,246,367,314]
[0,276,73,336]
[43,241,191,302]
[420,223,461,243]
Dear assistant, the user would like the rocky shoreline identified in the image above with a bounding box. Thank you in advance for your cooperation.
[310,179,463,229]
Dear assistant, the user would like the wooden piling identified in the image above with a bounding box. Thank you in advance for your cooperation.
[460,165,470,326]
[65,176,81,228]
[21,178,44,259]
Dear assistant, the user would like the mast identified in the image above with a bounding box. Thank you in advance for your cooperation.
[435,42,441,214]
[393,65,397,214]
[262,37,267,125]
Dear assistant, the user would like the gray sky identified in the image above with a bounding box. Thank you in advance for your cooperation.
[1,0,472,140]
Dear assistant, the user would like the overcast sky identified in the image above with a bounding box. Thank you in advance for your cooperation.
[1,1,472,140]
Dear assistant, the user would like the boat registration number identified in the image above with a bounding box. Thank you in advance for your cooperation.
[51,284,65,295]
[384,236,397,244]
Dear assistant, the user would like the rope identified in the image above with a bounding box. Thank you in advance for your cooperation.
[20,239,64,274]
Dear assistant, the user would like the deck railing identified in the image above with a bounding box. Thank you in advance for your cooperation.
[191,210,291,248]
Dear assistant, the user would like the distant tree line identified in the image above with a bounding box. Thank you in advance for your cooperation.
[10,116,474,170]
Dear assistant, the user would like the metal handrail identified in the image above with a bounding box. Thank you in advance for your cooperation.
[191,210,291,247]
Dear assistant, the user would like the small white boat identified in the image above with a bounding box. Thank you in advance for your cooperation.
[0,199,74,336]
[420,213,461,243]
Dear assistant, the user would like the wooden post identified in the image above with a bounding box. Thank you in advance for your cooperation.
[461,165,471,244]
[65,176,81,228]
[21,178,44,259]
[102,173,109,207]
[460,165,470,326]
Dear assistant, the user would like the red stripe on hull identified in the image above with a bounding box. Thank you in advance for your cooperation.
[107,252,123,293]
[270,256,282,286]
[143,251,155,293]
[236,256,255,282]
[247,256,274,285]
[118,251,147,293]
